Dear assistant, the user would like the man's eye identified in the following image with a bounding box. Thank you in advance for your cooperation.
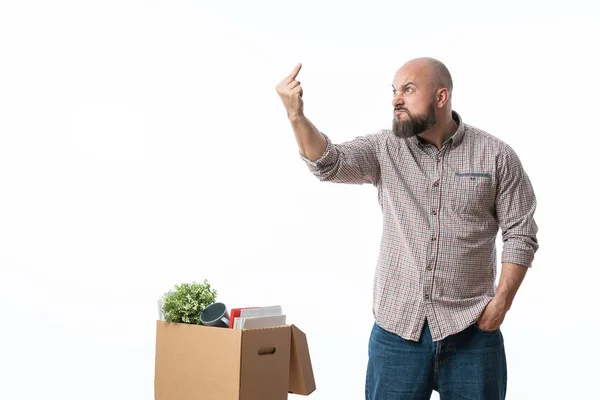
[406,87,414,93]
[392,90,397,95]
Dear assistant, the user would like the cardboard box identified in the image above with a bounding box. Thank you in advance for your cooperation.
[154,321,316,400]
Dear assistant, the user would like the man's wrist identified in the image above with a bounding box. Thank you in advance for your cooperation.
[493,293,511,313]
[288,112,305,123]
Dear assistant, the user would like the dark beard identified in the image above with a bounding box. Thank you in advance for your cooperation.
[392,103,437,139]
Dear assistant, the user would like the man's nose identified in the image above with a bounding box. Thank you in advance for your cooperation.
[392,93,404,108]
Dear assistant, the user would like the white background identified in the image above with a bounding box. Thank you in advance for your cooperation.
[1,1,598,399]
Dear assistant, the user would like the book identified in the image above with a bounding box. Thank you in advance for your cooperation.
[228,307,258,329]
[232,305,285,329]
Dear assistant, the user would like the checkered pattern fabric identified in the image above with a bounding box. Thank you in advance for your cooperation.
[300,111,539,341]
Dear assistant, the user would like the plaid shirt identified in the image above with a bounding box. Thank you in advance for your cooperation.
[300,111,539,341]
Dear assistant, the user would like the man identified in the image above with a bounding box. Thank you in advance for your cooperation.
[275,58,539,400]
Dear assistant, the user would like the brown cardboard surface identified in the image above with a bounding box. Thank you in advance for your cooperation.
[239,326,292,400]
[155,321,242,400]
[288,325,316,395]
[154,321,316,399]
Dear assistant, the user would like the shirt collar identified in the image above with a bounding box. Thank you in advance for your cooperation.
[448,110,465,148]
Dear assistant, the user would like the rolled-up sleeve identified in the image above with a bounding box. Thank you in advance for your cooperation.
[496,144,539,268]
[299,132,381,185]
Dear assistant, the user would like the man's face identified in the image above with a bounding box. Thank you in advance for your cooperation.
[391,65,437,139]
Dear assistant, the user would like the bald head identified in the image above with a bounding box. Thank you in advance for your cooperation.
[423,57,453,95]
[398,57,453,97]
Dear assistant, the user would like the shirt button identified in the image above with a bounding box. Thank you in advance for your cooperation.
[431,209,437,215]
[431,236,437,241]
[424,293,430,300]
[433,181,439,187]
[426,265,433,271]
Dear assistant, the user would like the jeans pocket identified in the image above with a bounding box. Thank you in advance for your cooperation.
[473,323,500,334]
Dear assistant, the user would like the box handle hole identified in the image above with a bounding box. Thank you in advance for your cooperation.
[258,347,276,356]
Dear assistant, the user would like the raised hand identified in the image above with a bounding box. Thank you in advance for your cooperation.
[275,63,304,120]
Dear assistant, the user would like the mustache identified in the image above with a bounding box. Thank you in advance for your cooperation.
[394,106,409,113]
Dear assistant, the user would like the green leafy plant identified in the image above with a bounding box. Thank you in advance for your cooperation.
[161,280,218,324]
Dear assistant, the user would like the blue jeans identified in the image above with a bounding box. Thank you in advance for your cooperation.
[366,320,507,400]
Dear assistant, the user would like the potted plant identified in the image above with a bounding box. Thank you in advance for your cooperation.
[159,279,217,324]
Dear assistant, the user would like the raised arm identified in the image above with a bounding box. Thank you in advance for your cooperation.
[275,63,327,161]
[276,64,381,185]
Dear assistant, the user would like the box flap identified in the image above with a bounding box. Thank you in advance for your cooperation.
[288,325,316,395]
[239,326,291,400]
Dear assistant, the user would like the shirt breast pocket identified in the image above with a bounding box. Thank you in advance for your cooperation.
[449,173,494,215]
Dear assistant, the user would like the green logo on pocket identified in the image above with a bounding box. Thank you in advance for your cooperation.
[455,172,491,178]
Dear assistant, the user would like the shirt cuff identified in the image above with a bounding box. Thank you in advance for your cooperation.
[298,133,336,170]
[501,240,536,268]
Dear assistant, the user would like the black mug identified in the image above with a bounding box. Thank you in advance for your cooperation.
[199,302,230,328]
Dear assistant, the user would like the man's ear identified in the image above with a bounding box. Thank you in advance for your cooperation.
[436,88,450,108]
